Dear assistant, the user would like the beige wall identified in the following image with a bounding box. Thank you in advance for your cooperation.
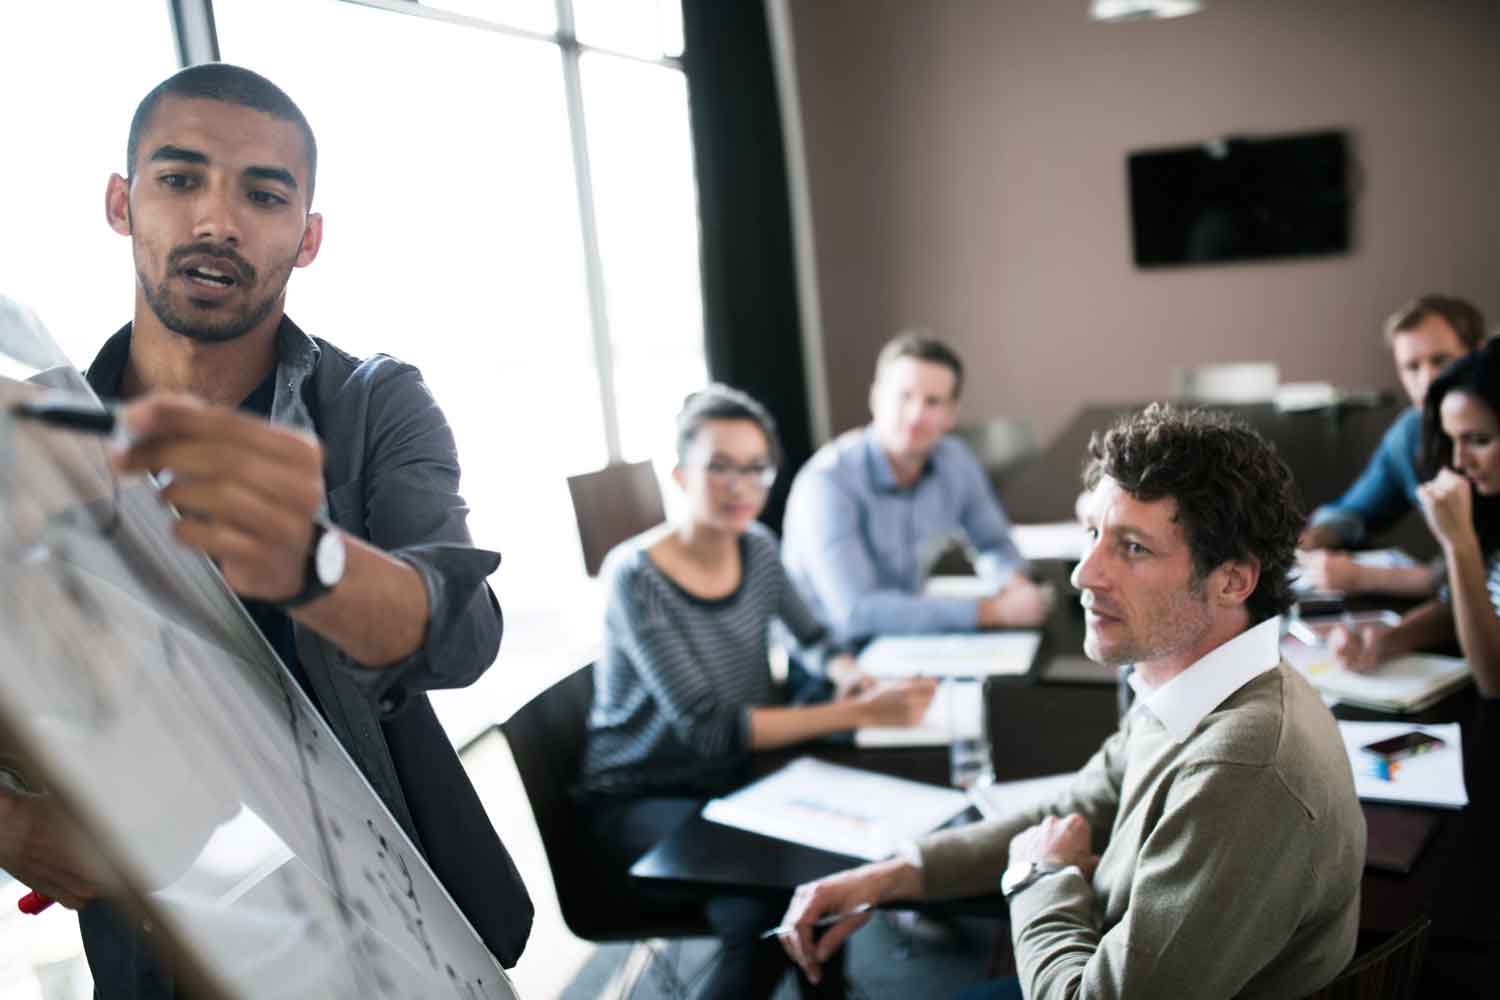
[785,0,1500,446]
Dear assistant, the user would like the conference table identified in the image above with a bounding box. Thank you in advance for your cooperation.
[629,398,1497,993]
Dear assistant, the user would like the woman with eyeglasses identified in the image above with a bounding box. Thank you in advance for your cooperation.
[577,384,936,1000]
[1331,337,1500,696]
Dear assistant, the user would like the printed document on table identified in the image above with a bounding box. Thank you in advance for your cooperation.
[701,757,972,861]
[1339,721,1468,809]
[859,632,1041,678]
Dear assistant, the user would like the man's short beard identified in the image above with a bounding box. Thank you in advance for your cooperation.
[140,273,287,344]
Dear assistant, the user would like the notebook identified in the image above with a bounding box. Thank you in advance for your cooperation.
[1281,633,1470,713]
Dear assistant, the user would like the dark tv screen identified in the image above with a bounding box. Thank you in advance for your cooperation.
[1128,130,1350,268]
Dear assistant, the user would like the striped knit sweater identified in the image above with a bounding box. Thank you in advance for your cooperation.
[579,522,831,796]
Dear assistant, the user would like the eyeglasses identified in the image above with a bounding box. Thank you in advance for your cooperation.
[700,460,778,491]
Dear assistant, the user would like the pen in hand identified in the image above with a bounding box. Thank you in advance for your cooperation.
[10,398,137,449]
[760,902,873,939]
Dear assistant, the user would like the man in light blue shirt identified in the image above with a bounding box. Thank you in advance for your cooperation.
[782,333,1052,643]
[1298,295,1485,597]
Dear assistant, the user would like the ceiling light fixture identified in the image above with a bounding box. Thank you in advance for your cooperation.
[1091,0,1204,22]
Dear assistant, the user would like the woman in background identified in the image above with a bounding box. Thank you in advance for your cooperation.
[1332,338,1500,696]
[578,384,936,999]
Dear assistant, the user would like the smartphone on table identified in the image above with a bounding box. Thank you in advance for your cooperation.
[1360,730,1445,763]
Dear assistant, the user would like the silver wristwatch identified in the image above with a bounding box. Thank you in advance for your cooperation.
[1001,859,1069,898]
[280,516,347,609]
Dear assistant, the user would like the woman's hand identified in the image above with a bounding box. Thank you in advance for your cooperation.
[827,654,875,699]
[1418,468,1477,550]
[1327,622,1392,674]
[854,677,938,727]
[1296,549,1362,592]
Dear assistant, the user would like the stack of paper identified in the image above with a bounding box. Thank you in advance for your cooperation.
[858,632,1041,679]
[1281,636,1470,713]
[701,757,972,861]
[1339,722,1468,809]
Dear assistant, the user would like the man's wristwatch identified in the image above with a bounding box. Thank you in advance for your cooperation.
[1001,858,1070,899]
[279,516,347,609]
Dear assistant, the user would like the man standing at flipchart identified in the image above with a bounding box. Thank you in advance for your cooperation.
[0,64,532,993]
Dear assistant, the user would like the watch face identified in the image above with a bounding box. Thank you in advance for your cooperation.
[314,528,347,588]
[1001,860,1031,896]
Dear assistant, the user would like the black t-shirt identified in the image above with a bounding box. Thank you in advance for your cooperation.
[234,370,312,696]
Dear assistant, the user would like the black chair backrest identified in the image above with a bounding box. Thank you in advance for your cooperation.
[1304,917,1431,1000]
[500,663,709,942]
[500,665,596,932]
[568,461,666,576]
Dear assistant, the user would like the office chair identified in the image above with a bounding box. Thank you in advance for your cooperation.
[567,461,667,577]
[1303,917,1430,1000]
[500,663,713,998]
[1174,362,1280,404]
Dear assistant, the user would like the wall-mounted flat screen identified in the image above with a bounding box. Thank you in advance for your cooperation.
[1128,129,1350,268]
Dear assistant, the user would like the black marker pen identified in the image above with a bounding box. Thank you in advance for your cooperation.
[11,398,136,448]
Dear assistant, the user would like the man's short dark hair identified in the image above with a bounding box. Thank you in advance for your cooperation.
[675,384,783,468]
[127,63,318,204]
[1084,404,1302,623]
[1384,294,1487,350]
[874,331,965,399]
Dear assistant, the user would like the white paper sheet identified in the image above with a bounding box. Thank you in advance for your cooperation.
[923,575,996,600]
[1339,722,1468,809]
[701,757,972,861]
[1290,548,1420,598]
[1011,521,1088,561]
[859,632,1041,678]
[968,772,1077,822]
[1281,634,1470,713]
[854,678,984,747]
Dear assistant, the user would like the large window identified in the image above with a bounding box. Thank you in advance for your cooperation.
[2,0,707,653]
[211,0,707,627]
[0,4,176,365]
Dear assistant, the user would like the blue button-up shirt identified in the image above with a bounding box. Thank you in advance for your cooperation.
[1309,406,1423,546]
[781,427,1026,642]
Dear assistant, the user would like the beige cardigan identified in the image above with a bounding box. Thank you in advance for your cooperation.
[917,663,1366,999]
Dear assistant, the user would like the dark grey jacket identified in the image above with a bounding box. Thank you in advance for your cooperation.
[78,317,532,995]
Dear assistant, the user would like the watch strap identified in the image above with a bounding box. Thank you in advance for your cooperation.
[279,516,336,609]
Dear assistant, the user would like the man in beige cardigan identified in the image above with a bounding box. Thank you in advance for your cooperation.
[778,405,1366,999]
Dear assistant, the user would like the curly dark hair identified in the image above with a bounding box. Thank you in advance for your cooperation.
[1083,404,1302,623]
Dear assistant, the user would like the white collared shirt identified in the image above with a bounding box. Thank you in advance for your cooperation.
[1126,616,1283,743]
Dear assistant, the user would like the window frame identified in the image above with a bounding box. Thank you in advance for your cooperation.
[171,0,698,464]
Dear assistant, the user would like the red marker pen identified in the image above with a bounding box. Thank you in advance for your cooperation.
[18,890,54,914]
